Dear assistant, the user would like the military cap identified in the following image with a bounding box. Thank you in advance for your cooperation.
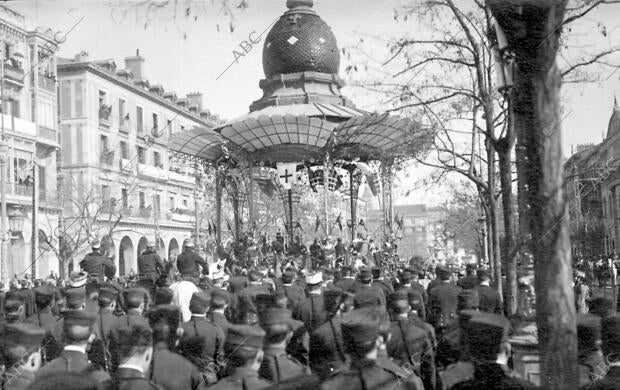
[306,272,323,285]
[463,312,509,359]
[122,288,146,308]
[400,269,413,283]
[281,271,296,284]
[577,314,601,353]
[63,309,96,328]
[258,308,296,328]
[34,285,56,307]
[189,292,211,314]
[184,239,195,247]
[436,265,452,275]
[154,287,174,305]
[147,305,181,327]
[112,324,153,348]
[68,271,87,288]
[98,287,118,302]
[465,263,476,271]
[386,290,409,310]
[588,297,614,318]
[91,239,101,249]
[354,288,382,309]
[341,308,390,347]
[225,325,265,348]
[457,289,480,311]
[64,288,87,308]
[477,269,491,281]
[1,323,46,347]
[256,293,277,310]
[358,268,372,283]
[601,316,620,356]
[210,288,230,306]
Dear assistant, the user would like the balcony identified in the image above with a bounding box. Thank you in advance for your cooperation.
[137,163,167,180]
[4,62,24,87]
[38,74,56,92]
[171,207,194,223]
[120,158,133,173]
[119,119,129,134]
[99,105,112,127]
[37,126,57,144]
[0,114,36,137]
[100,150,115,165]
[169,169,195,185]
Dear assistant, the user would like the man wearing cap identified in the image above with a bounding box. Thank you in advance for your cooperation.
[428,265,461,332]
[36,310,110,384]
[586,317,620,388]
[147,305,206,390]
[334,266,360,293]
[115,288,149,328]
[577,314,606,387]
[355,268,386,307]
[176,239,209,279]
[457,264,478,290]
[321,307,424,390]
[280,270,306,310]
[181,292,225,368]
[237,270,272,324]
[289,235,307,258]
[387,290,436,390]
[309,289,348,380]
[476,269,502,314]
[209,325,273,390]
[25,285,57,331]
[89,287,119,372]
[258,307,309,383]
[294,272,327,333]
[111,324,162,390]
[398,268,427,320]
[208,288,232,334]
[0,323,46,389]
[80,239,116,284]
[451,313,536,390]
[138,241,165,298]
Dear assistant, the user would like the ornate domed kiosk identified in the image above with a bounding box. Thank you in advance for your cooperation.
[170,0,431,246]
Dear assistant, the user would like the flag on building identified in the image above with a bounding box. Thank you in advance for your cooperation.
[277,162,298,190]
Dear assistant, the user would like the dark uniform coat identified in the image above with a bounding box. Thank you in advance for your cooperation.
[238,283,272,324]
[25,307,58,333]
[438,361,474,390]
[208,367,272,390]
[181,315,225,364]
[428,282,461,329]
[36,349,110,383]
[387,317,436,390]
[334,278,359,294]
[80,252,116,281]
[176,250,208,277]
[114,309,150,328]
[310,316,347,380]
[89,308,117,371]
[477,285,502,314]
[294,293,327,333]
[208,311,232,334]
[150,341,207,390]
[281,284,306,310]
[259,345,309,383]
[451,363,538,390]
[113,367,164,390]
[138,250,165,280]
[373,279,395,300]
[320,358,424,390]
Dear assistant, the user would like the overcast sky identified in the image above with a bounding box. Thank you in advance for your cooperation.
[8,0,620,204]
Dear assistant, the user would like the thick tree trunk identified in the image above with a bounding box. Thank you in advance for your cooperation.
[486,136,503,301]
[490,2,576,389]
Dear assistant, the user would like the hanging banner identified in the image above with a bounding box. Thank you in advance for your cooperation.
[277,162,298,190]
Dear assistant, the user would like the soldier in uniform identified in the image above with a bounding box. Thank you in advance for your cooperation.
[321,307,424,390]
[289,235,307,258]
[180,292,225,371]
[372,267,394,299]
[281,270,306,310]
[36,310,110,385]
[115,288,149,328]
[334,266,360,293]
[137,241,165,299]
[89,287,119,372]
[310,289,348,380]
[386,290,436,390]
[80,239,116,285]
[111,324,163,390]
[354,269,386,308]
[293,272,327,333]
[176,240,209,279]
[0,323,47,390]
[208,288,233,334]
[457,264,478,290]
[428,265,461,334]
[146,305,207,390]
[437,310,477,390]
[334,237,346,262]
[451,312,537,390]
[25,285,58,332]
[577,314,606,387]
[476,270,502,314]
[209,325,273,390]
[258,307,309,383]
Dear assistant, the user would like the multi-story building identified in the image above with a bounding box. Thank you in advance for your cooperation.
[0,6,60,281]
[58,50,218,276]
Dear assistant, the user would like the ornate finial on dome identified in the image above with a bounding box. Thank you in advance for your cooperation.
[287,0,313,9]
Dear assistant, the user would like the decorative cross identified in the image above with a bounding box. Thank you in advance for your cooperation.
[280,169,293,184]
[288,13,302,24]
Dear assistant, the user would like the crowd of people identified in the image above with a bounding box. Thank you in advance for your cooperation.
[0,237,619,389]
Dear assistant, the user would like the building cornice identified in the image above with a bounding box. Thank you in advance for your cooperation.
[58,62,219,128]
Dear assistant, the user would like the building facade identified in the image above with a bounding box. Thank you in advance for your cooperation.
[0,6,60,282]
[58,50,218,276]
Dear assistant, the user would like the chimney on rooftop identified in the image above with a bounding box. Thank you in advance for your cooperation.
[74,51,89,62]
[186,92,203,111]
[125,49,145,80]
